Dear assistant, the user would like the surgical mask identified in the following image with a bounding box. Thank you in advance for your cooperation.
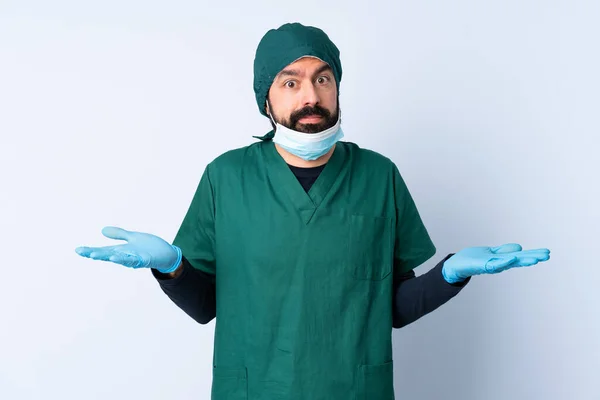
[268,104,344,161]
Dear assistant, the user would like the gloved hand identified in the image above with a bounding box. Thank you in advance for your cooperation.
[442,243,550,284]
[75,226,182,273]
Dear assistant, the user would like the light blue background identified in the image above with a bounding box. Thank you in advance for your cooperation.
[1,1,598,399]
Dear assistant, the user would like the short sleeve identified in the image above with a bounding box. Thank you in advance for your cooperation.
[392,164,436,275]
[172,163,216,276]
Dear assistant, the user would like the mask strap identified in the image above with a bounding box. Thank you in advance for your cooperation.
[266,100,278,129]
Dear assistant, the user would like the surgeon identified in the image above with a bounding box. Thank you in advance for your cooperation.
[75,22,551,400]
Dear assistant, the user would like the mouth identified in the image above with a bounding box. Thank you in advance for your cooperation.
[298,115,323,124]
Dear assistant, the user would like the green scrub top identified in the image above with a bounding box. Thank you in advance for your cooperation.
[172,139,436,400]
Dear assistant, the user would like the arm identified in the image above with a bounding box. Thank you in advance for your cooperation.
[390,164,466,328]
[392,253,470,329]
[392,242,551,329]
[152,163,218,324]
[152,256,216,324]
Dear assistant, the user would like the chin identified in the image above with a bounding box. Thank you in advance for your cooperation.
[295,123,327,133]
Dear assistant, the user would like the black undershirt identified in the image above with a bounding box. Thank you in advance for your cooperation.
[287,163,326,192]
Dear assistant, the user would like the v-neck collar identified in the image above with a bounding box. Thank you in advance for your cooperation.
[263,140,346,225]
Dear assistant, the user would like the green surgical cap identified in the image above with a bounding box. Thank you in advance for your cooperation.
[253,22,342,118]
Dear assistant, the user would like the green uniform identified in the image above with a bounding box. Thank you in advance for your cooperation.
[173,139,436,399]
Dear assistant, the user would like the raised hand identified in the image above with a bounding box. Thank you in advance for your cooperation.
[442,243,550,284]
[75,226,182,273]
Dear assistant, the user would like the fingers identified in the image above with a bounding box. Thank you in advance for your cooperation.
[491,243,522,254]
[101,226,131,242]
[76,245,120,261]
[492,245,550,263]
[75,246,94,257]
[485,256,517,272]
[474,245,552,276]
[517,257,540,266]
[75,245,144,268]
[499,257,541,271]
[495,254,550,273]
[517,248,551,261]
[74,227,133,261]
[108,253,144,268]
[75,246,119,258]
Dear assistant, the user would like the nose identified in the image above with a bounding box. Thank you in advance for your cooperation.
[299,81,320,107]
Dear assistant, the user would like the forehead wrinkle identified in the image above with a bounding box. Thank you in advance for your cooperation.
[312,64,333,79]
[275,60,332,82]
[275,68,302,81]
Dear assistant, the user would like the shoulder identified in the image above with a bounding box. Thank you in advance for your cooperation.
[208,141,265,171]
[338,141,397,172]
[202,141,270,186]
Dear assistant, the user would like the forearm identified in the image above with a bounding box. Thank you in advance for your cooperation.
[392,253,470,329]
[152,256,216,324]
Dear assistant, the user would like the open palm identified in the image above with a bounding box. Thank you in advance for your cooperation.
[75,226,181,272]
[442,243,551,283]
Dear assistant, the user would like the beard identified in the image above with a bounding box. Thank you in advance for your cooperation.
[277,103,340,133]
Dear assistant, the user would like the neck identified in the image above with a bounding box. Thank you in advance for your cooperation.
[274,143,336,167]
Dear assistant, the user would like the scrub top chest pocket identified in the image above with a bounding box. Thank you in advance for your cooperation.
[347,214,394,281]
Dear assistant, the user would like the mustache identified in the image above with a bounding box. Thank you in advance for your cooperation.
[290,105,331,126]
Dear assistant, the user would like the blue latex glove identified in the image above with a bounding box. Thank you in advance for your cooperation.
[442,243,550,284]
[75,226,182,273]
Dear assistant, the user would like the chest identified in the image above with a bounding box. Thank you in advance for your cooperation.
[214,171,397,284]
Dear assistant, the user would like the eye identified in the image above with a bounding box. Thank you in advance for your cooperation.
[284,80,296,88]
[317,76,330,84]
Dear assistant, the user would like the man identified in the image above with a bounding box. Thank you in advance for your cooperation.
[75,22,550,400]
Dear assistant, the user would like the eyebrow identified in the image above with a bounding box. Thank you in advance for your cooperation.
[276,64,333,81]
[313,64,333,78]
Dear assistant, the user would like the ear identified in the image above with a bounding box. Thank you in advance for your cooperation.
[265,100,270,116]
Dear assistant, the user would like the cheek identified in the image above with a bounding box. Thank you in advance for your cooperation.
[269,91,296,118]
[321,88,338,112]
